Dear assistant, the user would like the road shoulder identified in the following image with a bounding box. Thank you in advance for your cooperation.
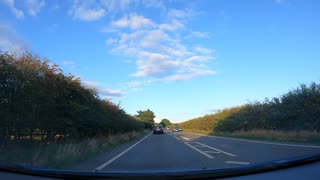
[68,131,152,171]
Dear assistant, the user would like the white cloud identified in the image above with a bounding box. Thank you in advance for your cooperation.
[82,81,99,89]
[106,10,215,82]
[193,46,214,54]
[186,31,209,39]
[82,81,124,98]
[140,29,169,48]
[167,8,193,19]
[134,52,178,77]
[2,0,24,19]
[63,60,75,65]
[163,69,215,81]
[159,20,184,31]
[100,88,124,97]
[111,13,155,30]
[69,0,106,21]
[100,0,131,12]
[141,0,165,9]
[25,0,45,16]
[62,60,75,68]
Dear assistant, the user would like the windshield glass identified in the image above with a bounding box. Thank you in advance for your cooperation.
[0,0,319,174]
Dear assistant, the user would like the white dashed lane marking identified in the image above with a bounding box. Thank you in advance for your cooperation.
[196,142,236,157]
[184,142,214,159]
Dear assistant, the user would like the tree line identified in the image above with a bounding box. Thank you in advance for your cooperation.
[179,82,320,133]
[0,52,146,145]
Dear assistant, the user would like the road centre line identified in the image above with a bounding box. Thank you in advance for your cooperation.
[169,134,181,141]
[185,132,320,148]
[184,142,214,159]
[93,132,152,171]
[225,161,250,165]
[167,132,181,141]
[196,142,236,157]
[172,135,181,141]
[168,133,214,158]
[193,145,205,147]
[205,151,221,154]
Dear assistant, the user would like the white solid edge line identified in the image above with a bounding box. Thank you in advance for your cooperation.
[93,132,152,171]
[225,161,250,165]
[196,142,236,157]
[184,132,320,148]
[184,142,214,159]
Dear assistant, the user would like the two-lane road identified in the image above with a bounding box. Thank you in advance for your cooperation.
[76,131,320,172]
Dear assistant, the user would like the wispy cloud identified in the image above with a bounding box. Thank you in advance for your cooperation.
[100,88,124,97]
[82,81,124,98]
[100,0,131,12]
[2,0,45,18]
[111,13,155,30]
[82,81,99,89]
[185,31,209,39]
[167,8,193,19]
[25,0,45,16]
[69,0,106,21]
[2,0,25,19]
[62,60,75,68]
[126,81,142,88]
[140,0,165,9]
[106,7,215,82]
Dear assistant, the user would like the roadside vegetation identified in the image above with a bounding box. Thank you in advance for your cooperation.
[0,130,148,169]
[179,82,320,144]
[0,51,155,167]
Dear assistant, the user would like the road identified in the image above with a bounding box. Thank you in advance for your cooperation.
[72,131,320,172]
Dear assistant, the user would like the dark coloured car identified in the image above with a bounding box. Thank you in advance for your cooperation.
[172,126,182,132]
[153,125,164,134]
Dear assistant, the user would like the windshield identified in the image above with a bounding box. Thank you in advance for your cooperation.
[0,0,320,176]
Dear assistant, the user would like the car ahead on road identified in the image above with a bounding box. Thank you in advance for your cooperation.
[172,126,183,132]
[153,125,164,134]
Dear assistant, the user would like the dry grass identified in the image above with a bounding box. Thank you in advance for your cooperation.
[183,129,320,145]
[183,129,212,135]
[0,130,148,169]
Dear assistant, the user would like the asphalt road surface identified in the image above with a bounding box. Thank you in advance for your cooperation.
[72,130,320,172]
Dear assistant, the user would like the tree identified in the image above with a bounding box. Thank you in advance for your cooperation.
[0,51,145,144]
[136,109,155,128]
[160,119,171,127]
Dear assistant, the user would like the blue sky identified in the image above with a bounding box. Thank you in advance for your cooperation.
[1,0,320,122]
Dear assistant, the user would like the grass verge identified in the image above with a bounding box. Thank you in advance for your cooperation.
[0,130,149,169]
[183,129,320,145]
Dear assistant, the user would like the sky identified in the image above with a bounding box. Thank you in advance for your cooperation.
[1,0,320,123]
